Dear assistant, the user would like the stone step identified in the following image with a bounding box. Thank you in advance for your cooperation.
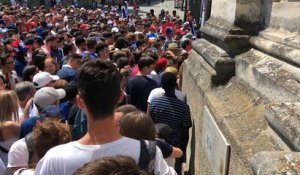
[265,102,300,151]
[251,152,300,175]
[236,48,300,103]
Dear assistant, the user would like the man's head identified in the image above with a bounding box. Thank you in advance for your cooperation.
[95,41,109,60]
[15,81,36,103]
[77,60,121,120]
[75,36,87,51]
[0,53,15,73]
[86,37,97,52]
[161,72,177,92]
[32,72,60,88]
[138,57,156,75]
[67,53,82,70]
[102,32,114,45]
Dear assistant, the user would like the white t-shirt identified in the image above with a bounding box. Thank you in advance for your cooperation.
[34,137,176,175]
[147,88,186,103]
[147,70,159,84]
[7,138,29,169]
[18,104,39,119]
[14,168,34,175]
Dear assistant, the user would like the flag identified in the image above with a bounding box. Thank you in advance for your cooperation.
[122,7,127,19]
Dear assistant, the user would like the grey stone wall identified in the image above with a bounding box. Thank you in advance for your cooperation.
[183,0,300,174]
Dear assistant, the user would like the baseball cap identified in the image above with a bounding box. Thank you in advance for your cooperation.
[111,27,119,33]
[33,87,66,110]
[40,105,64,119]
[155,123,174,144]
[80,23,90,30]
[33,72,60,88]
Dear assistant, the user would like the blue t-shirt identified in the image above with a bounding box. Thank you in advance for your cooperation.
[59,102,74,121]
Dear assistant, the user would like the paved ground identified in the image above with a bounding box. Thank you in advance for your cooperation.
[127,0,185,19]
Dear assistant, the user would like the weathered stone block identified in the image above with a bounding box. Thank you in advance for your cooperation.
[200,18,251,55]
[265,102,300,151]
[236,49,300,103]
[191,39,235,86]
[251,152,300,175]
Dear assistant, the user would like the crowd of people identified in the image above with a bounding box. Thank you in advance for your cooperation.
[0,2,195,175]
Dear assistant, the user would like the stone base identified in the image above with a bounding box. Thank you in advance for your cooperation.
[251,152,300,175]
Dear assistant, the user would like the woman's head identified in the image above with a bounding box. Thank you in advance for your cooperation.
[22,65,39,82]
[33,119,71,159]
[119,111,155,140]
[44,58,58,75]
[0,90,19,123]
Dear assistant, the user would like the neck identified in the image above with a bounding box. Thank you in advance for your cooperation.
[138,70,147,76]
[20,101,26,109]
[78,114,122,145]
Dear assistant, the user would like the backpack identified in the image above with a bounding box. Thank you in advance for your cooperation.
[24,132,35,163]
[138,140,156,175]
[72,109,87,140]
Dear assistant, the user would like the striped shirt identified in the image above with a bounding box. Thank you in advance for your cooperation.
[150,96,192,148]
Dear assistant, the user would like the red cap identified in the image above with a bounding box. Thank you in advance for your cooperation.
[80,23,90,30]
[175,29,185,35]
[156,57,168,70]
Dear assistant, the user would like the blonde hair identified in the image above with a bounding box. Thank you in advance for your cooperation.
[0,90,19,124]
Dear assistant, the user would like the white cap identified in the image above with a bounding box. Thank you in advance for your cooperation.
[33,87,66,110]
[111,27,119,33]
[33,72,60,88]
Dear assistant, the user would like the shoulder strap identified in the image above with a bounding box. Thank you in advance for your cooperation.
[138,140,156,175]
[0,144,9,153]
[25,132,35,162]
[72,109,87,140]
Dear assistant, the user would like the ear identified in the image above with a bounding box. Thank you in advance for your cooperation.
[117,89,124,104]
[76,94,85,109]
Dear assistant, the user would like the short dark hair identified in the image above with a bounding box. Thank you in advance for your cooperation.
[161,72,177,92]
[94,41,108,54]
[75,36,86,47]
[67,53,82,61]
[86,37,97,50]
[77,60,121,119]
[138,57,155,70]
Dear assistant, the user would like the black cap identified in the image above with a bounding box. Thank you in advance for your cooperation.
[155,123,174,144]
[102,32,113,38]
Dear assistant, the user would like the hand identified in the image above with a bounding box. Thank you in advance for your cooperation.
[23,98,33,118]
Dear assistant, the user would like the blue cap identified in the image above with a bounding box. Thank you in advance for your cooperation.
[40,105,63,120]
